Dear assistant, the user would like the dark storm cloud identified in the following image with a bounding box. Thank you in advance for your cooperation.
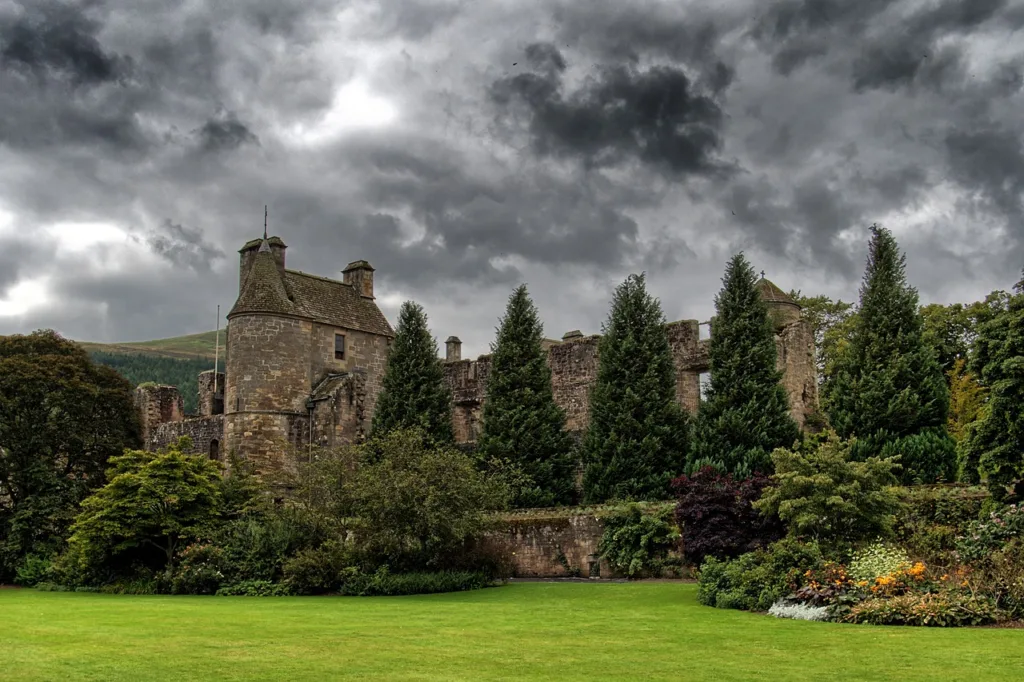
[196,114,260,152]
[0,0,126,86]
[1,0,1023,348]
[490,43,730,177]
[145,220,225,272]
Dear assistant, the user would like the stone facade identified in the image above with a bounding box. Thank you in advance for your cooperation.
[443,280,819,443]
[138,233,394,475]
[138,234,817,481]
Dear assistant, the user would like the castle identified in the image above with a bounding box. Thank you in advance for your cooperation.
[136,233,819,474]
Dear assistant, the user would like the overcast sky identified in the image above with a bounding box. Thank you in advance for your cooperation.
[1,0,1022,358]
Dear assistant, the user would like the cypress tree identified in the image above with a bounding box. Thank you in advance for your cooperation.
[960,275,1024,501]
[823,224,955,483]
[371,301,453,446]
[581,273,689,503]
[689,254,800,477]
[477,285,575,507]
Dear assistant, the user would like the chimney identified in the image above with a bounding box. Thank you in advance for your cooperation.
[562,330,584,342]
[343,260,375,299]
[445,336,462,362]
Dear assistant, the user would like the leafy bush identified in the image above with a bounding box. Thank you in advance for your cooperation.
[849,542,910,582]
[598,503,679,578]
[768,601,831,621]
[956,503,1024,564]
[672,467,783,566]
[169,543,226,595]
[334,428,509,571]
[696,538,824,612]
[340,566,494,596]
[59,437,223,586]
[215,580,293,597]
[754,431,901,550]
[281,541,355,595]
[213,509,326,584]
[844,592,1003,627]
[893,485,988,564]
[98,578,159,595]
[14,554,53,587]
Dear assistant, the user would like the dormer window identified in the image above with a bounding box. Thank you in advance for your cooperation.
[334,333,346,360]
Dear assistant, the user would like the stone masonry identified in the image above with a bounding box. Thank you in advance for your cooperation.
[139,232,395,477]
[138,229,817,480]
[443,279,819,443]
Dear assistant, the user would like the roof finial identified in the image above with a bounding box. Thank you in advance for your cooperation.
[263,205,268,240]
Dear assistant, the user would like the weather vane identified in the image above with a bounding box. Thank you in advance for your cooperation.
[263,205,268,240]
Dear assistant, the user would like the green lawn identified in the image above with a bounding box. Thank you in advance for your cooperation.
[1,583,1019,681]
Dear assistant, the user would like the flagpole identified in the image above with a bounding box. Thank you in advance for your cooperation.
[214,305,220,395]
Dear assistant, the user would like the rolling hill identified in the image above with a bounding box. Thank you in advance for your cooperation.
[78,330,225,361]
[76,331,224,414]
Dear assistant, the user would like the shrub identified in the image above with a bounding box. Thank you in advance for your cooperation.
[14,554,53,587]
[281,541,355,595]
[340,566,494,596]
[213,509,323,584]
[215,580,293,597]
[696,538,824,612]
[598,503,679,578]
[754,431,901,550]
[98,578,159,595]
[169,543,226,595]
[768,601,831,621]
[849,542,910,582]
[672,467,783,565]
[844,591,1004,627]
[960,537,1024,619]
[893,485,988,564]
[955,503,1024,564]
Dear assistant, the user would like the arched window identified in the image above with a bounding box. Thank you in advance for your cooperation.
[209,439,220,460]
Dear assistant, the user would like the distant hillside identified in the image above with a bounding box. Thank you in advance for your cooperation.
[77,331,224,414]
[78,330,225,361]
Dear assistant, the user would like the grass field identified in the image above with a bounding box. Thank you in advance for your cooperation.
[1,583,1020,681]
[77,329,224,360]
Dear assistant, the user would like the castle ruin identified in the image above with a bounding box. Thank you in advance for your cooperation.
[138,233,819,474]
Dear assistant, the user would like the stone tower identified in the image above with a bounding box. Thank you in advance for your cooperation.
[223,234,395,475]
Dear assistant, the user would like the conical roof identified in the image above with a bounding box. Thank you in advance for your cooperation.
[228,241,296,318]
[757,277,798,306]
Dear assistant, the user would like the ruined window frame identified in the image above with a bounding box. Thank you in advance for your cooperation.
[334,332,346,360]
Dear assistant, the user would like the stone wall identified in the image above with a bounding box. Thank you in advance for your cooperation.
[149,415,225,460]
[489,513,610,578]
[444,311,819,443]
[198,370,225,417]
[134,384,184,445]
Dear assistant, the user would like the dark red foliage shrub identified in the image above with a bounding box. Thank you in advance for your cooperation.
[671,466,784,565]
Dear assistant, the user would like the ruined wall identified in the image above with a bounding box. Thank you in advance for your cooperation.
[148,415,225,459]
[134,385,184,445]
[443,311,819,442]
[489,514,610,578]
[775,317,819,430]
[445,355,492,443]
[547,336,600,432]
[198,370,225,417]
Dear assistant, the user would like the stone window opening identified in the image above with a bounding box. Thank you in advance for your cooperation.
[209,439,219,460]
[334,333,346,360]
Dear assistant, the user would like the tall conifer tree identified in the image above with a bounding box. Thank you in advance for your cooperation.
[477,285,575,507]
[823,225,955,483]
[371,301,453,446]
[960,274,1024,500]
[581,273,689,503]
[689,254,800,477]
